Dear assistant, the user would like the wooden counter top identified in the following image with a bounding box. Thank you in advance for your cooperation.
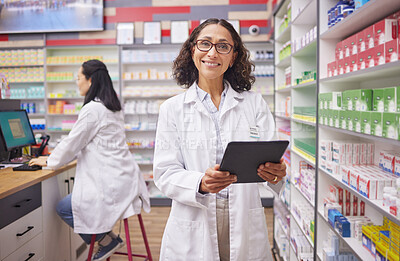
[0,161,77,199]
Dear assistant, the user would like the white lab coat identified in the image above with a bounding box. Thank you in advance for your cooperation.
[47,100,150,234]
[154,83,275,261]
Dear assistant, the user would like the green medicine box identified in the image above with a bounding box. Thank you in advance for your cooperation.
[353,89,372,111]
[328,109,334,127]
[340,110,347,129]
[347,111,353,131]
[371,112,383,137]
[397,86,400,113]
[382,113,400,140]
[342,90,352,111]
[333,110,340,128]
[383,87,397,112]
[373,88,384,112]
[361,111,371,135]
[353,111,362,133]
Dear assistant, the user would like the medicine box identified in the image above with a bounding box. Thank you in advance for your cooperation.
[374,18,398,46]
[333,110,340,128]
[365,48,375,68]
[340,110,347,129]
[361,111,371,134]
[397,86,400,112]
[382,112,399,140]
[343,37,351,58]
[383,87,397,112]
[350,54,358,72]
[371,112,383,136]
[344,57,351,74]
[355,0,369,9]
[357,30,366,53]
[347,111,353,131]
[385,39,398,63]
[353,111,362,132]
[338,59,345,75]
[330,92,342,110]
[365,25,375,50]
[373,88,385,112]
[374,44,385,66]
[336,41,343,61]
[358,50,366,70]
[396,154,400,177]
[354,89,373,111]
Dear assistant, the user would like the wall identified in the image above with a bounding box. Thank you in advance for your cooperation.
[0,0,278,47]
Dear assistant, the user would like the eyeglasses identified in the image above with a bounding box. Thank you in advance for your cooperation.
[195,40,234,54]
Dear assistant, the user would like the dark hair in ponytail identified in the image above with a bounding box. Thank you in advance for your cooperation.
[81,59,121,112]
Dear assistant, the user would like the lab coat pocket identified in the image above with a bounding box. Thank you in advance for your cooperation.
[164,216,204,261]
[248,208,270,260]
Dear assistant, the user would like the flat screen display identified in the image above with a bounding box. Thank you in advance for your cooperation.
[0,0,103,34]
[0,110,36,150]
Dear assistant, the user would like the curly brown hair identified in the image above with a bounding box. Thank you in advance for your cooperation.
[172,18,255,93]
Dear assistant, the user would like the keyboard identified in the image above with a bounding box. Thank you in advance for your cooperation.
[13,164,42,171]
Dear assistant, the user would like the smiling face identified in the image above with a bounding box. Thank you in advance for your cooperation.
[192,24,236,86]
[76,66,91,96]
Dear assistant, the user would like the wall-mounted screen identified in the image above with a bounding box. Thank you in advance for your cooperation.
[0,0,103,34]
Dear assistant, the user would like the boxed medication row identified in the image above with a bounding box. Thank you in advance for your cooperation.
[122,86,185,97]
[46,55,103,65]
[0,49,44,66]
[292,26,317,53]
[124,100,164,114]
[328,11,400,77]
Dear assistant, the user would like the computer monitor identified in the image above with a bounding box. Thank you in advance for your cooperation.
[0,110,36,162]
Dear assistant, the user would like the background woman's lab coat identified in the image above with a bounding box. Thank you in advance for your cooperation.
[47,101,150,234]
[154,83,275,261]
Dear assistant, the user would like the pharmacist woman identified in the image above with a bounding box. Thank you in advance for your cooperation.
[153,19,287,261]
[29,60,150,261]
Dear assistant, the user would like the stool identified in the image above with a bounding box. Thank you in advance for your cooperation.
[87,214,153,261]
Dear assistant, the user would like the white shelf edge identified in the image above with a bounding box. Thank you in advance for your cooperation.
[276,86,292,93]
[319,167,400,226]
[291,146,316,167]
[292,80,316,89]
[291,40,317,58]
[317,211,375,261]
[319,125,400,147]
[320,60,400,83]
[291,117,316,127]
[275,114,291,121]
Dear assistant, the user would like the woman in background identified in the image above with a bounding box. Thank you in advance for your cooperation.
[30,60,150,261]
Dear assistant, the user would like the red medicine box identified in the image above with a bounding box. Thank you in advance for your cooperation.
[374,18,397,46]
[336,41,343,61]
[357,30,366,54]
[385,39,398,63]
[348,35,358,55]
[374,44,385,66]
[343,37,351,58]
[365,25,375,50]
[358,51,366,70]
[365,48,375,68]
[338,59,345,75]
[350,54,358,72]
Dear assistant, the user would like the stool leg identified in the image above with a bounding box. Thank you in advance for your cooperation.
[124,218,133,261]
[87,234,97,261]
[138,214,153,261]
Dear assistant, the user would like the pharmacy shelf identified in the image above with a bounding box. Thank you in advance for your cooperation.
[292,183,314,208]
[291,117,316,127]
[123,79,174,83]
[317,211,374,261]
[47,62,119,67]
[291,146,315,167]
[12,98,45,100]
[291,0,316,26]
[276,24,292,43]
[122,61,173,65]
[320,0,400,39]
[47,97,83,100]
[320,61,400,84]
[291,212,314,247]
[275,114,291,121]
[292,80,316,90]
[27,113,45,117]
[276,55,291,68]
[292,40,317,58]
[276,86,293,93]
[9,81,44,84]
[276,216,290,240]
[0,64,44,68]
[319,125,400,147]
[123,96,176,100]
[319,167,400,226]
[289,242,299,261]
[47,114,79,116]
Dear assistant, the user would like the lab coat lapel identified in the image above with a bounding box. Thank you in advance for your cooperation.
[184,83,210,117]
[220,84,244,119]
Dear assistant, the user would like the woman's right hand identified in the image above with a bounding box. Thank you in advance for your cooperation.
[200,164,237,194]
[28,156,48,167]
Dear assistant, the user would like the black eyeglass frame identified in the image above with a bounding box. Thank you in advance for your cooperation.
[195,40,234,54]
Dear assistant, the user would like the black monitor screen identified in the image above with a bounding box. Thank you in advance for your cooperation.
[0,110,36,150]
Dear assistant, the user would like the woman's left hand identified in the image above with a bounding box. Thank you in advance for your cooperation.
[29,156,49,167]
[257,158,287,184]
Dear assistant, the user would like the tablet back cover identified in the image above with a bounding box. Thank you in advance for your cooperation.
[220,141,289,183]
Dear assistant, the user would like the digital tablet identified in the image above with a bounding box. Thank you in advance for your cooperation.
[219,140,289,184]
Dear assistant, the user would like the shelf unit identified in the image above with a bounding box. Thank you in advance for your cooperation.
[275,0,400,260]
[274,0,318,259]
